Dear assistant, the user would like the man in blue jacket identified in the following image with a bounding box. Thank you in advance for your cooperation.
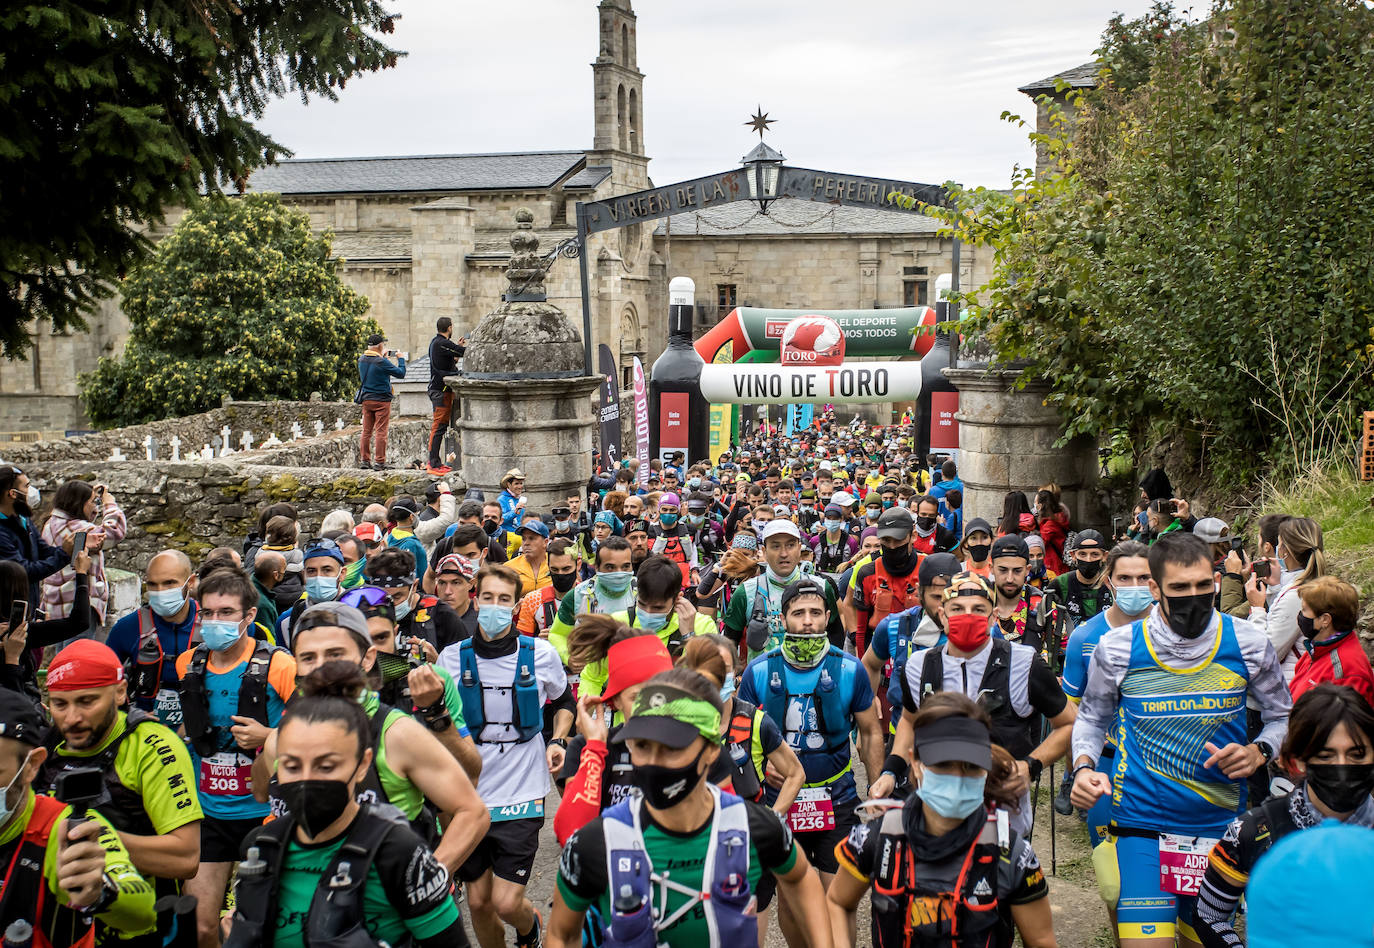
[357,332,406,470]
[0,465,71,611]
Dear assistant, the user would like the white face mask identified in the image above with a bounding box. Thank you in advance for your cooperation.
[0,751,32,827]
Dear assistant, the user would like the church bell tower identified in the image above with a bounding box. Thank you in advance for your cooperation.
[590,0,648,190]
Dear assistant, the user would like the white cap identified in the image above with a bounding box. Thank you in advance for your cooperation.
[831,490,856,508]
[762,520,802,543]
[819,460,833,471]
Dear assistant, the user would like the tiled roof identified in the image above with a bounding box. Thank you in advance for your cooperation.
[563,165,613,189]
[245,151,590,195]
[656,199,942,237]
[472,228,577,256]
[329,231,412,262]
[1018,62,1100,94]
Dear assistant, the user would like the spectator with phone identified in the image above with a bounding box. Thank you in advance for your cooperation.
[1244,517,1328,684]
[40,480,125,636]
[356,332,407,471]
[425,316,466,475]
[0,542,93,709]
[0,465,71,614]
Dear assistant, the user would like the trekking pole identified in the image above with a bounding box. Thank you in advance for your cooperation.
[1048,758,1057,876]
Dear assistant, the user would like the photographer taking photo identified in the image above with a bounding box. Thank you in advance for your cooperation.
[357,333,407,471]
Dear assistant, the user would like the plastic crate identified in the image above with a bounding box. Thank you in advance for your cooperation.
[1363,411,1374,481]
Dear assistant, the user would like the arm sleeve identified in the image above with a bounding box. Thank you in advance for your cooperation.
[1194,819,1248,948]
[696,562,720,599]
[834,819,878,882]
[44,809,156,937]
[554,740,609,846]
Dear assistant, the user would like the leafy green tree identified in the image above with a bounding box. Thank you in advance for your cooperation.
[927,0,1374,485]
[80,194,378,427]
[0,1,401,358]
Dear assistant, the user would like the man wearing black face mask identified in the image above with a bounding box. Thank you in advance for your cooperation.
[1070,532,1291,948]
[852,508,923,658]
[960,519,994,578]
[0,465,72,613]
[1049,530,1112,627]
[910,494,958,556]
[514,538,578,639]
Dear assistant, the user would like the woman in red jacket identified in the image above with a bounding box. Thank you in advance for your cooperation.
[1292,576,1374,706]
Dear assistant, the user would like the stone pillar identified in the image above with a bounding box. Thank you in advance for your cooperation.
[943,366,1103,529]
[448,209,602,511]
[410,198,475,356]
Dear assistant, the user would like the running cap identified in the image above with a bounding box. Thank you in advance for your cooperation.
[831,491,856,508]
[918,552,961,587]
[602,636,674,703]
[353,523,383,544]
[780,577,828,613]
[913,716,992,771]
[876,508,914,540]
[761,520,802,543]
[47,641,125,692]
[519,519,550,539]
[1191,518,1230,545]
[963,518,994,540]
[990,535,1030,563]
[1247,823,1374,948]
[297,601,371,641]
[435,553,476,580]
[618,681,723,748]
[0,691,44,747]
[943,571,994,603]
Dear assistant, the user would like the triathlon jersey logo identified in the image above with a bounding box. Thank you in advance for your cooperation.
[780,315,845,366]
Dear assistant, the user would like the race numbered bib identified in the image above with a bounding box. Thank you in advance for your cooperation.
[154,688,183,728]
[786,786,836,833]
[199,751,253,797]
[1158,833,1218,896]
[489,799,545,822]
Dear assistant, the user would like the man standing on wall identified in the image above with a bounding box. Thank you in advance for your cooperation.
[357,332,406,471]
[427,316,466,476]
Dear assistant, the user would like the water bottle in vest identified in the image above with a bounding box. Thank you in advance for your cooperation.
[3,920,33,948]
[131,632,163,699]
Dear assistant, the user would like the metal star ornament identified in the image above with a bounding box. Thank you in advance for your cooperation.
[745,107,776,140]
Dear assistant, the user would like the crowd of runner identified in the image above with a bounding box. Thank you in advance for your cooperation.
[0,408,1371,948]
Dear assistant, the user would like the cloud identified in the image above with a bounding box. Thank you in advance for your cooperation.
[256,0,1142,190]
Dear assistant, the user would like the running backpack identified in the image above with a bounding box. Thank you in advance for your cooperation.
[761,647,854,753]
[454,636,542,743]
[180,642,279,758]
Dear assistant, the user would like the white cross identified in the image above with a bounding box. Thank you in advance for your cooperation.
[290,422,303,441]
[313,420,324,438]
[142,435,156,461]
[108,447,126,462]
[262,433,282,448]
[220,425,232,452]
[334,418,345,430]
[169,435,181,462]
[203,444,212,458]
[240,431,254,452]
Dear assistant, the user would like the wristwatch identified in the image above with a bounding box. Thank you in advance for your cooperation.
[1255,741,1275,764]
[548,737,568,749]
[1023,757,1044,782]
[417,701,451,733]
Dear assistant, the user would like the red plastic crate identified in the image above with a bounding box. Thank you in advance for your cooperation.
[1363,411,1374,481]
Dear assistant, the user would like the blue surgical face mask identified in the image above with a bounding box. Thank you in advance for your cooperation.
[305,575,339,602]
[555,520,571,532]
[200,619,243,652]
[720,672,736,702]
[637,609,670,633]
[477,604,513,639]
[1114,585,1154,617]
[660,513,679,527]
[824,519,843,533]
[597,570,633,595]
[919,769,987,820]
[394,597,413,621]
[148,585,187,618]
[687,514,705,527]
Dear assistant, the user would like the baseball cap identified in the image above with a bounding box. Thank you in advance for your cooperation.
[772,503,791,517]
[303,538,346,565]
[943,571,994,603]
[963,518,993,540]
[913,715,992,771]
[520,519,551,539]
[353,523,383,544]
[618,680,723,749]
[1191,518,1230,545]
[434,553,476,580]
[832,491,856,508]
[660,492,681,508]
[366,332,385,346]
[297,601,370,641]
[47,641,125,692]
[780,577,829,613]
[602,636,674,703]
[1247,823,1374,948]
[389,497,420,521]
[918,552,961,587]
[0,690,45,747]
[761,520,802,543]
[876,508,914,540]
[823,504,843,518]
[991,535,1030,563]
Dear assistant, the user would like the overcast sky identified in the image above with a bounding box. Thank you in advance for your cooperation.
[258,0,1145,190]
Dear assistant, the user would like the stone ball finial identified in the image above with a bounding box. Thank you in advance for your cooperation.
[505,208,544,299]
[514,208,534,226]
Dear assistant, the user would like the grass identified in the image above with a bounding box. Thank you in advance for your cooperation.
[1258,457,1374,629]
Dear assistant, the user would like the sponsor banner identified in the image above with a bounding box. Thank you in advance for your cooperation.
[633,358,649,486]
[699,362,922,405]
[694,305,939,364]
[596,345,622,473]
[658,392,689,462]
[930,391,960,450]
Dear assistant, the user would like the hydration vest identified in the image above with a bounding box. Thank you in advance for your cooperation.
[884,609,947,719]
[399,595,442,647]
[355,703,439,845]
[37,710,159,837]
[868,559,922,632]
[224,804,412,948]
[651,532,693,585]
[816,533,851,573]
[179,642,280,759]
[723,703,765,802]
[870,806,1012,948]
[600,787,757,948]
[128,606,198,702]
[917,640,1038,760]
[761,646,855,754]
[454,636,543,743]
[0,794,96,948]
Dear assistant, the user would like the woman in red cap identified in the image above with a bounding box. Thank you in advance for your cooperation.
[553,617,674,846]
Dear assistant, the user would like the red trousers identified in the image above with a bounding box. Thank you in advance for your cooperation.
[360,399,392,463]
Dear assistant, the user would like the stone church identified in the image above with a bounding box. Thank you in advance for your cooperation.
[0,0,996,438]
